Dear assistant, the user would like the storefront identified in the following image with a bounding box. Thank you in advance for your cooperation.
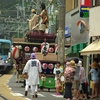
[80,39,100,93]
[80,40,100,55]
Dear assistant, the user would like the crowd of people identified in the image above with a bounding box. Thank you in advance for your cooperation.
[52,57,100,100]
[63,58,100,100]
[14,50,100,100]
[63,59,89,100]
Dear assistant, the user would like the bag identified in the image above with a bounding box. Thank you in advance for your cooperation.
[64,77,72,83]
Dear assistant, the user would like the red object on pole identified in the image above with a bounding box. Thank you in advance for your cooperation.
[80,0,91,6]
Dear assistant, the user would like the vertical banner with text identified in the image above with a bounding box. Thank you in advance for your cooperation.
[80,0,91,18]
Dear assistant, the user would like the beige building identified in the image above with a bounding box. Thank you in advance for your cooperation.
[65,1,100,90]
[65,0,100,13]
[65,0,79,12]
[65,0,89,45]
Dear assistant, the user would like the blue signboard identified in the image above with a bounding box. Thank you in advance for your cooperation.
[65,26,71,37]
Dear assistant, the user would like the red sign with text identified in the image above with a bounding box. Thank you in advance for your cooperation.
[80,0,91,6]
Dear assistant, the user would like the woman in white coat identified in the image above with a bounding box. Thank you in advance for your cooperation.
[23,53,42,98]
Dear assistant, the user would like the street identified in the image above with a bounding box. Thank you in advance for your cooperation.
[7,72,65,100]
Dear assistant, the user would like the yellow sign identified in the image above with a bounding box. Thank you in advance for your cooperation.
[81,8,89,10]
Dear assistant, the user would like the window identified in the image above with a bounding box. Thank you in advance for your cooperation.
[91,0,100,7]
[74,0,78,8]
[0,42,10,55]
[66,0,78,12]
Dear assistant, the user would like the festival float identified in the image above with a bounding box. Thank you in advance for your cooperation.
[12,2,69,91]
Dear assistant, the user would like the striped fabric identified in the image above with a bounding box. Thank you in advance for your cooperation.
[71,43,87,53]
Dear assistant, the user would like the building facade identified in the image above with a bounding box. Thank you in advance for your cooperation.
[65,0,90,78]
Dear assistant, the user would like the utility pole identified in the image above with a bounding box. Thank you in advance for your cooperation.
[57,0,65,65]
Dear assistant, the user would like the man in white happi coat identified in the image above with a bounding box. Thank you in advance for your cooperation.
[23,53,42,98]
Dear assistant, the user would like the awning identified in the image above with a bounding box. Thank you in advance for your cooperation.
[80,40,100,55]
[71,43,87,53]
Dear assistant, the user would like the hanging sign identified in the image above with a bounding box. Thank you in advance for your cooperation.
[80,0,91,18]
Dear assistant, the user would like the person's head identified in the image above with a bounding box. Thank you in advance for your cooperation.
[66,61,70,67]
[56,61,61,68]
[31,9,36,14]
[70,60,76,69]
[91,61,99,69]
[74,58,79,64]
[44,38,46,42]
[78,60,82,67]
[30,53,36,59]
[93,58,98,63]
[41,2,46,10]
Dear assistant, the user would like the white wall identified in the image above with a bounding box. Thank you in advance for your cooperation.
[89,6,100,37]
[65,8,89,45]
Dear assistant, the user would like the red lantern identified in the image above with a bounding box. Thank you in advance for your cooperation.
[11,46,19,59]
[18,45,22,49]
[24,46,30,52]
[33,47,38,52]
[48,47,54,53]
[48,63,54,69]
[42,63,47,69]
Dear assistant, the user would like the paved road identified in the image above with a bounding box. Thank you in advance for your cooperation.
[7,72,100,100]
[7,72,65,100]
